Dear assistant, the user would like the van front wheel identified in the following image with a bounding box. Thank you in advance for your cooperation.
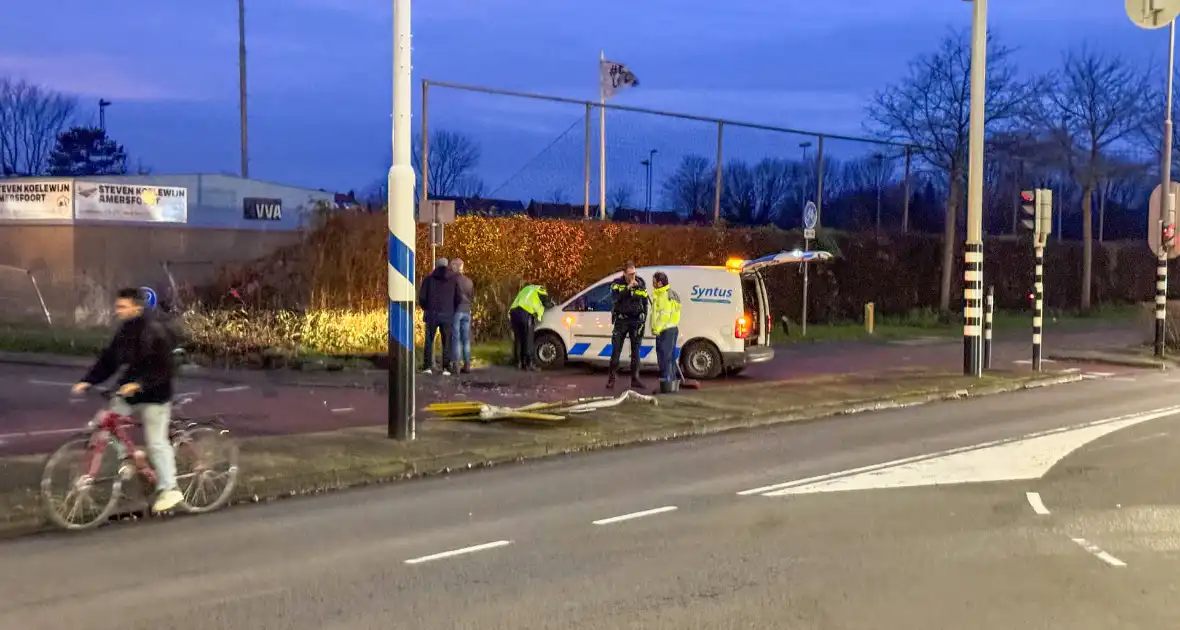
[533,332,567,370]
[680,340,722,380]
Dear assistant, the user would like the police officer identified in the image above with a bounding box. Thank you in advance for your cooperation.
[508,283,554,371]
[607,260,649,389]
[650,271,682,393]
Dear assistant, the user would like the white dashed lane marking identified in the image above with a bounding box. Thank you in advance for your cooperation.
[1070,537,1126,567]
[404,540,513,565]
[1025,491,1050,515]
[592,506,678,525]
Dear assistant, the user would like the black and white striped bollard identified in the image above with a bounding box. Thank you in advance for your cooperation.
[983,285,993,371]
[1032,246,1044,372]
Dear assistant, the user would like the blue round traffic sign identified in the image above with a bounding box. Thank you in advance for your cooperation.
[803,201,818,230]
[139,286,157,309]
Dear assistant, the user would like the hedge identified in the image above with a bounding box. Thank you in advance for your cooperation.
[199,213,1168,341]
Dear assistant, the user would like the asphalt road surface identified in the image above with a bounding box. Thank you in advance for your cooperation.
[0,327,1140,455]
[3,364,1179,628]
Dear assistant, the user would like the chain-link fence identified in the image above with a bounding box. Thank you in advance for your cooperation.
[420,80,915,229]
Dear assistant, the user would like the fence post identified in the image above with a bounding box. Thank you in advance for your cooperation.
[815,135,825,227]
[583,103,591,219]
[713,121,724,223]
[418,80,430,216]
[902,145,912,233]
[983,285,993,370]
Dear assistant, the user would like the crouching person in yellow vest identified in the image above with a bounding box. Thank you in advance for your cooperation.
[508,284,555,371]
[650,271,682,393]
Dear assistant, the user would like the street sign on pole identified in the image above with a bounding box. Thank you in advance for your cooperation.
[139,286,157,309]
[1126,0,1180,29]
[800,201,817,337]
[803,201,817,230]
[1148,181,1180,258]
[803,228,816,240]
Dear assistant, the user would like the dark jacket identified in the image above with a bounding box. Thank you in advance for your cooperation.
[419,266,458,321]
[455,273,474,313]
[83,313,176,405]
[610,274,649,320]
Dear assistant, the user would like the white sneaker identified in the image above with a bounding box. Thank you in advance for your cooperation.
[152,489,184,513]
[422,368,433,375]
[442,369,452,376]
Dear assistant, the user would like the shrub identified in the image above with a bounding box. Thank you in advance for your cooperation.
[197,211,1167,341]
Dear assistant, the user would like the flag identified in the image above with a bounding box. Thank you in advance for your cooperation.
[600,59,639,100]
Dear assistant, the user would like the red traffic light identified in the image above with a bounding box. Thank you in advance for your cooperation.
[1166,224,1176,241]
[1020,191,1035,203]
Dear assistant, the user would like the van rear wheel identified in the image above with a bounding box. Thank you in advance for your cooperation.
[533,332,566,370]
[681,340,722,380]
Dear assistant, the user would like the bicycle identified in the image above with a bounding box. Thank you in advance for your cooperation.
[40,389,240,531]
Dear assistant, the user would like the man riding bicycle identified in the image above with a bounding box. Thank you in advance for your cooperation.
[71,287,184,514]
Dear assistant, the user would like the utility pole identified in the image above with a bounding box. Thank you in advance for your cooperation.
[238,0,250,179]
[962,0,988,377]
[388,0,416,440]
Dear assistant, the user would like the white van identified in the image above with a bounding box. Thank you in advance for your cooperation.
[532,250,832,380]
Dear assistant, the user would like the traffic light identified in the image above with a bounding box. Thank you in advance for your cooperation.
[1020,188,1053,245]
[1020,190,1039,234]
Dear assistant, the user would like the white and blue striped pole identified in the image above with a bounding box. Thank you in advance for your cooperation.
[388,0,416,440]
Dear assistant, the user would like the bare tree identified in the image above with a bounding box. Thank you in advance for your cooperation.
[411,129,483,197]
[608,184,633,211]
[661,154,714,220]
[0,78,77,176]
[866,30,1039,314]
[546,187,567,204]
[1039,46,1150,310]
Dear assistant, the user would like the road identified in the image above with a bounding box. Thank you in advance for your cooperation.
[2,364,1179,628]
[0,327,1140,455]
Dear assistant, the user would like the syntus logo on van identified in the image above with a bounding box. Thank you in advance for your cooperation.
[690,285,734,303]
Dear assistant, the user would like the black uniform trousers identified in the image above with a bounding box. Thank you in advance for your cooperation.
[608,316,643,376]
[509,307,536,369]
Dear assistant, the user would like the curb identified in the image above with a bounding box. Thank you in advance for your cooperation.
[0,371,1082,539]
[1046,352,1168,370]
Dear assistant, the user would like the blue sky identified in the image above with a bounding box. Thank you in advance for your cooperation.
[0,0,1164,200]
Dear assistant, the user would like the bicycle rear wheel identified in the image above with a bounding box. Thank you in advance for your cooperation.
[174,425,239,514]
[41,436,123,531]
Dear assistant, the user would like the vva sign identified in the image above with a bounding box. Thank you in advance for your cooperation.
[243,197,283,221]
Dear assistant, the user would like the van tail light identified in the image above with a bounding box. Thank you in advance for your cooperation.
[735,314,751,339]
[766,314,772,335]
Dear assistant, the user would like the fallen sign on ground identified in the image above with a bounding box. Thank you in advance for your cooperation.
[426,390,658,423]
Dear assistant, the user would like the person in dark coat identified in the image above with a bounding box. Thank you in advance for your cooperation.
[450,258,475,374]
[418,258,459,374]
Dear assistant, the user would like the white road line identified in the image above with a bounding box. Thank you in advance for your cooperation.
[0,428,78,440]
[592,505,678,525]
[1062,368,1081,373]
[1087,372,1116,377]
[1109,377,1136,382]
[215,385,250,393]
[403,540,512,565]
[737,405,1180,496]
[27,379,74,387]
[330,407,354,414]
[1070,537,1126,567]
[177,391,202,398]
[1025,491,1050,515]
[1013,359,1056,365]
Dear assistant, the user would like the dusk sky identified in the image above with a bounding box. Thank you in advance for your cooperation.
[0,0,1164,201]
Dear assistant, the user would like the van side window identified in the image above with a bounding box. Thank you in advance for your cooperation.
[563,282,613,312]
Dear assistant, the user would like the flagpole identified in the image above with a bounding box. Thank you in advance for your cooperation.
[598,49,607,221]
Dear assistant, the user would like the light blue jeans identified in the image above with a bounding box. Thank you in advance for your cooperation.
[110,398,178,493]
[452,311,472,365]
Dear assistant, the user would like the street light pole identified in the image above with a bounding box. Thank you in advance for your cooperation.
[388,0,417,440]
[873,152,884,234]
[963,0,988,377]
[98,99,111,132]
[238,0,249,179]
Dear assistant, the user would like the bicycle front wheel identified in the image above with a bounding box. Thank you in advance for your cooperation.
[174,425,239,514]
[41,436,123,531]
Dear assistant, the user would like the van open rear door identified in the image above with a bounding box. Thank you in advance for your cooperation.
[734,250,833,346]
[738,250,833,274]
